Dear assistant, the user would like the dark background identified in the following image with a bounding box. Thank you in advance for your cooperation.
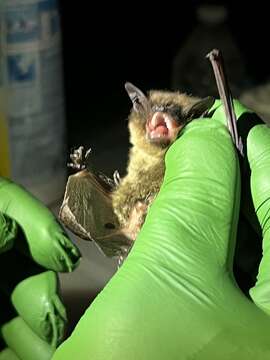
[56,0,270,336]
[58,0,270,169]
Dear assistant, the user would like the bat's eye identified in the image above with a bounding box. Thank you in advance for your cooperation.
[104,222,116,229]
[164,103,178,112]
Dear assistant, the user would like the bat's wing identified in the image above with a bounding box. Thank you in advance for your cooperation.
[59,169,132,258]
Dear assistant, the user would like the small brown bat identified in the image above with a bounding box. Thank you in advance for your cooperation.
[112,83,215,242]
[60,49,251,278]
[59,83,214,265]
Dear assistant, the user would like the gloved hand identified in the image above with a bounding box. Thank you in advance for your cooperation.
[0,178,81,360]
[52,100,270,360]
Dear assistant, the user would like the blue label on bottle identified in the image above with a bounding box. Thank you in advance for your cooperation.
[6,4,40,44]
[5,0,60,44]
[7,54,36,84]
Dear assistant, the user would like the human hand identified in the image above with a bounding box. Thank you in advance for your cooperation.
[53,100,270,359]
[0,178,81,360]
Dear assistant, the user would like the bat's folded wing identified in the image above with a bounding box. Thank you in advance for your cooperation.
[59,170,131,258]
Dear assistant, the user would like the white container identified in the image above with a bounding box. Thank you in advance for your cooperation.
[0,0,67,205]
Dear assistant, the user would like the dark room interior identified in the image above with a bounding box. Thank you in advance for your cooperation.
[55,0,270,335]
[58,0,270,178]
[1,0,270,350]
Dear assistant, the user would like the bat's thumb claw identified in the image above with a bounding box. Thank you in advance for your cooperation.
[113,170,121,186]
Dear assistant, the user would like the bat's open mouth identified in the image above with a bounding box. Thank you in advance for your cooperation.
[146,112,181,143]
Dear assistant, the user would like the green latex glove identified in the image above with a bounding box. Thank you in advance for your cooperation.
[0,179,82,359]
[53,100,270,359]
[0,348,19,360]
[0,213,17,254]
[0,178,81,271]
[247,125,270,313]
[2,317,55,360]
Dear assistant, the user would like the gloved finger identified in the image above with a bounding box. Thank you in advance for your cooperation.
[246,124,270,314]
[53,293,69,327]
[1,316,55,360]
[0,247,67,347]
[53,231,82,273]
[203,99,265,290]
[47,299,66,348]
[0,212,17,254]
[11,271,67,347]
[0,348,20,360]
[0,178,81,272]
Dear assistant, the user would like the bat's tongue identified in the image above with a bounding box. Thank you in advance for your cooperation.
[151,124,168,137]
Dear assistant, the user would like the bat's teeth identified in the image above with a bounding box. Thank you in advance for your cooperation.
[164,118,171,129]
[151,112,166,128]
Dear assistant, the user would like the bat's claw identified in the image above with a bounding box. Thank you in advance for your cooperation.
[97,170,121,191]
[67,146,92,171]
[113,170,121,187]
[117,244,133,268]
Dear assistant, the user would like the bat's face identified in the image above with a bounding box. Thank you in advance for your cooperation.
[146,110,180,146]
[125,83,214,151]
[146,92,194,147]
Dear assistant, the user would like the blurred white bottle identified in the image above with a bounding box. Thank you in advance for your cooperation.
[0,0,67,205]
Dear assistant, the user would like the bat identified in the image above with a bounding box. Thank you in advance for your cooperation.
[59,84,215,266]
[111,83,214,240]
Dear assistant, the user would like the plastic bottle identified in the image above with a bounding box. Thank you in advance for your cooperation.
[0,0,67,205]
[171,3,251,98]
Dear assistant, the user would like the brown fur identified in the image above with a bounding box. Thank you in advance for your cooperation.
[111,88,212,240]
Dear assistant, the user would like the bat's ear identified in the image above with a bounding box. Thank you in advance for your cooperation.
[185,96,215,119]
[125,82,151,115]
